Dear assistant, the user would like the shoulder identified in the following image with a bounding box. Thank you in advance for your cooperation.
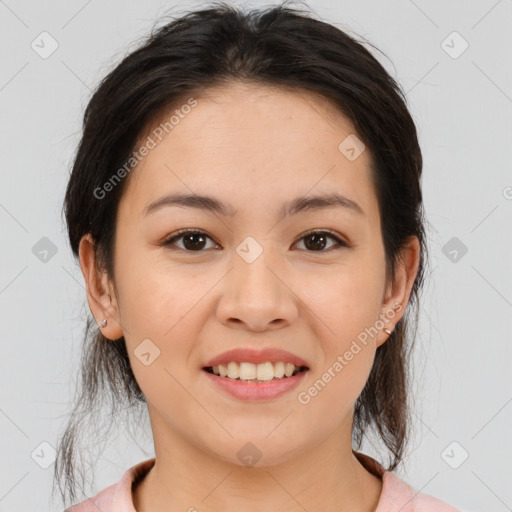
[353,451,461,512]
[415,489,463,511]
[380,471,462,512]
[63,482,117,511]
[63,458,156,512]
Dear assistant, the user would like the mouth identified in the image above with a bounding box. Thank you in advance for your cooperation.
[202,362,309,382]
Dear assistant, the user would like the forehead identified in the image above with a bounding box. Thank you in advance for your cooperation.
[118,81,378,223]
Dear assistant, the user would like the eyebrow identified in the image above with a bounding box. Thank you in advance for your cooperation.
[142,191,364,218]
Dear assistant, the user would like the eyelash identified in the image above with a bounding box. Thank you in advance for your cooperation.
[161,229,348,253]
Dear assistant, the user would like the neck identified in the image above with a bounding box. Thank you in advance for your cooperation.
[133,419,383,512]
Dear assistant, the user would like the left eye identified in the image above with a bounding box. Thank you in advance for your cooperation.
[294,230,346,251]
[161,229,347,252]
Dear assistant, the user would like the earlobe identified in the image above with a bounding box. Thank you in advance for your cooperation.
[376,236,421,347]
[78,234,124,340]
[375,309,399,348]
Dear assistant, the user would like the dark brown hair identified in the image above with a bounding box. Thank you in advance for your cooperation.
[54,1,428,508]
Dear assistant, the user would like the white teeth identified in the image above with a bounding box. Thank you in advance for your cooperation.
[210,361,304,381]
[284,362,295,377]
[218,364,228,378]
[274,361,285,378]
[240,362,256,380]
[256,362,274,381]
[227,361,238,379]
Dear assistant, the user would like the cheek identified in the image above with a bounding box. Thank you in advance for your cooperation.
[114,245,201,334]
[114,250,208,387]
[294,261,382,406]
[297,258,384,340]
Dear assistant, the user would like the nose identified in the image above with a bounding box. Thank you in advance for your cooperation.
[215,250,299,332]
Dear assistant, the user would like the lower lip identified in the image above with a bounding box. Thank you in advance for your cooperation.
[202,369,308,401]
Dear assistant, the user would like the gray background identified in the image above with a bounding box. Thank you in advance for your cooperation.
[1,1,511,511]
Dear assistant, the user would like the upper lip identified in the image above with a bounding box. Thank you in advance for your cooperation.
[203,347,309,368]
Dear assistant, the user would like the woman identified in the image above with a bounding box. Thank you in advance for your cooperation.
[54,2,461,510]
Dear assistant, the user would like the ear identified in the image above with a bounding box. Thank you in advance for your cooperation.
[376,235,421,348]
[78,233,124,340]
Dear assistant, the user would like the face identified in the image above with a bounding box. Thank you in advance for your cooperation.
[82,81,418,467]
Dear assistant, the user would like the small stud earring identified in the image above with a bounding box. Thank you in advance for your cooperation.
[384,328,392,335]
[98,319,107,328]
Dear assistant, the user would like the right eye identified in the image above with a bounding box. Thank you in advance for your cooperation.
[161,229,220,252]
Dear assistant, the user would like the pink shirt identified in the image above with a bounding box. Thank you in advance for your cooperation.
[65,451,461,511]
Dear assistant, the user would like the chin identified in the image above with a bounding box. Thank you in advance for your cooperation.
[197,429,312,469]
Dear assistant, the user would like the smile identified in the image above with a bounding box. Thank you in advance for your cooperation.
[202,363,309,401]
[204,361,309,382]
